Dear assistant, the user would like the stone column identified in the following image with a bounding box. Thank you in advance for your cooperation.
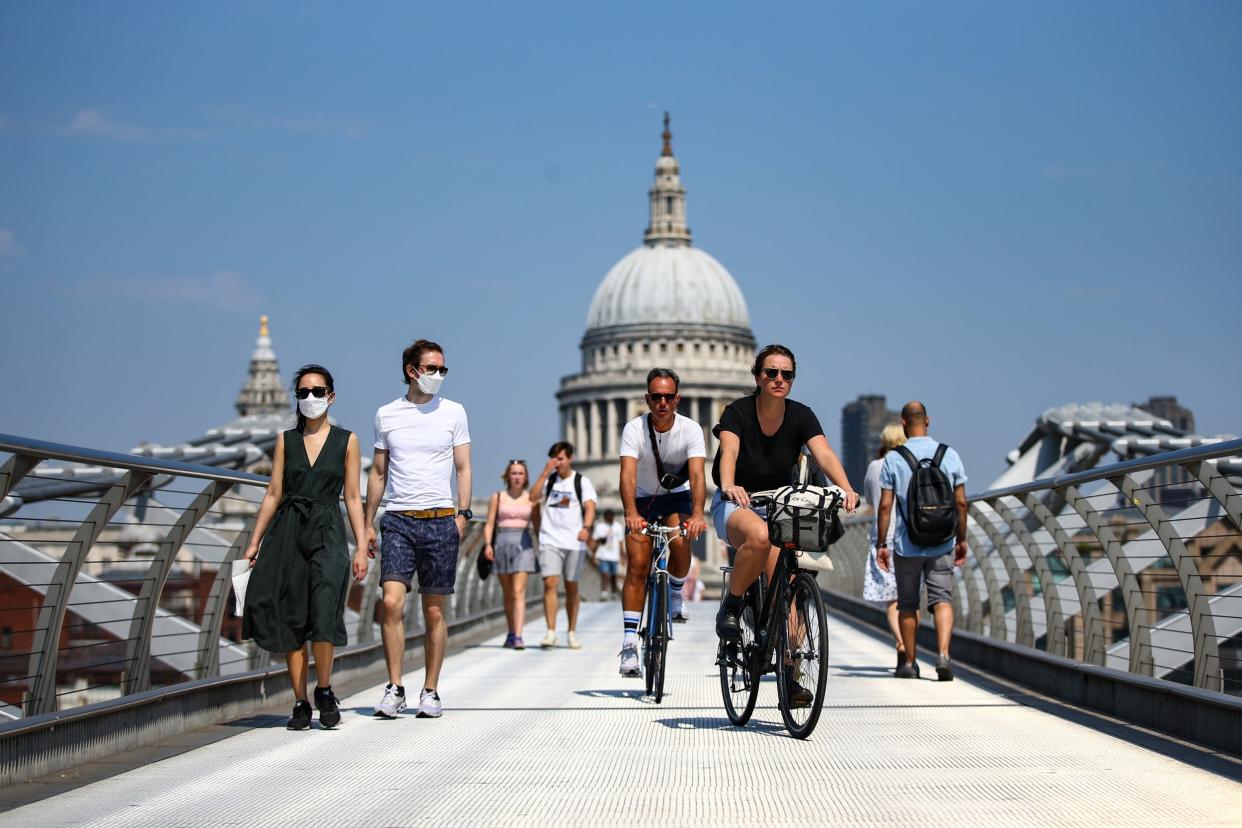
[606,396,618,457]
[575,403,587,457]
[589,399,601,460]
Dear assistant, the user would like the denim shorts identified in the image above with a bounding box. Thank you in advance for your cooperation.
[597,559,619,576]
[710,489,768,545]
[379,513,460,595]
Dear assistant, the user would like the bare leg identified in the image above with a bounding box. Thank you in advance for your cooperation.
[933,601,954,656]
[380,581,407,686]
[565,580,580,631]
[543,576,559,630]
[498,573,515,633]
[899,610,919,665]
[310,641,334,687]
[512,572,528,635]
[885,601,903,652]
[286,645,309,701]
[724,509,773,597]
[421,594,448,690]
[622,534,652,613]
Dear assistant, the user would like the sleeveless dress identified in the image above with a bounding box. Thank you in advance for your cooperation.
[493,490,536,575]
[243,426,352,651]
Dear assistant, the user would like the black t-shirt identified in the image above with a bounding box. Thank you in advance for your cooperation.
[711,396,825,492]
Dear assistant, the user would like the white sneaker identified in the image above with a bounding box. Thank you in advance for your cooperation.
[619,644,641,677]
[541,630,557,648]
[567,631,582,649]
[670,589,689,623]
[375,684,406,718]
[416,688,442,718]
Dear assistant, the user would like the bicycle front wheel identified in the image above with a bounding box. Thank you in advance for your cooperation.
[777,571,829,739]
[644,575,667,700]
[718,586,760,725]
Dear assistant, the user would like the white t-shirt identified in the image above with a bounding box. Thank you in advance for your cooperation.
[538,472,597,551]
[619,413,707,497]
[592,518,624,562]
[373,396,470,510]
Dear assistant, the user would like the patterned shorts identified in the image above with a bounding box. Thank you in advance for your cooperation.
[379,513,460,595]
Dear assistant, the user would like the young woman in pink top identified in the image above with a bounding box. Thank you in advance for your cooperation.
[483,460,537,649]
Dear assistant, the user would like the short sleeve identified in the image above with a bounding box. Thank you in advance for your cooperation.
[579,475,598,504]
[947,448,968,488]
[619,418,643,459]
[373,411,386,452]
[797,404,825,444]
[684,418,707,459]
[592,523,608,540]
[452,407,471,447]
[717,400,745,437]
[879,455,896,491]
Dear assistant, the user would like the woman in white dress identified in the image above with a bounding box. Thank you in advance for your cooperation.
[862,424,918,672]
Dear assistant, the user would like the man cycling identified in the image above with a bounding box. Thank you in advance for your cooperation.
[617,368,707,677]
[713,345,859,648]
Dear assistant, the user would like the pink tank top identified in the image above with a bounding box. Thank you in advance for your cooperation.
[496,491,533,528]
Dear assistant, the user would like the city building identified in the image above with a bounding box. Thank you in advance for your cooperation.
[554,114,757,565]
[840,394,900,489]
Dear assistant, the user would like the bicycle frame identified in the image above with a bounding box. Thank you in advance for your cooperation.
[642,528,675,643]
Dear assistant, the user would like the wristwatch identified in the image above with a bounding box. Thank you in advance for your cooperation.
[875,542,888,549]
[457,509,473,520]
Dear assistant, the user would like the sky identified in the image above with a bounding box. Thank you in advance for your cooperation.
[1,1,1239,491]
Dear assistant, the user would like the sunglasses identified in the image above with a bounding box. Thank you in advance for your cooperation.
[295,386,330,399]
[647,393,677,403]
[508,459,526,465]
[761,368,796,381]
[420,365,449,376]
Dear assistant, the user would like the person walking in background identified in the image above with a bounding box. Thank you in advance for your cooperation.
[862,423,917,673]
[243,364,369,731]
[529,442,596,649]
[365,340,473,718]
[590,509,625,601]
[483,460,538,649]
[876,401,968,681]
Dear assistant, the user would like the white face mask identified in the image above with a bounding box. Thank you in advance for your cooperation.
[416,370,444,396]
[298,395,330,420]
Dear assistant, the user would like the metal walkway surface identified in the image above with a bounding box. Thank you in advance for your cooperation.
[9,602,1241,827]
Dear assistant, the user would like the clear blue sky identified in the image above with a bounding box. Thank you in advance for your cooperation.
[1,2,1238,489]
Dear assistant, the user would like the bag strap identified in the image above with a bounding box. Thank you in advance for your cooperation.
[546,471,587,522]
[894,445,919,472]
[932,443,949,468]
[647,414,669,491]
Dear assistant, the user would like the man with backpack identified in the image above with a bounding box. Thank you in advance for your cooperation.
[530,441,597,649]
[875,401,968,681]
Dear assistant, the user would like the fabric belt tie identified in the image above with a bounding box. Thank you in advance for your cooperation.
[396,508,456,519]
[276,494,340,560]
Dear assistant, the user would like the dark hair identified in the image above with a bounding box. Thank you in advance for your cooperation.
[292,364,334,433]
[646,367,680,392]
[603,509,616,521]
[749,344,796,396]
[548,441,574,459]
[401,339,443,384]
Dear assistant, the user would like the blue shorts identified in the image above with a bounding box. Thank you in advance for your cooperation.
[710,489,768,545]
[635,491,694,523]
[597,560,619,576]
[379,513,460,595]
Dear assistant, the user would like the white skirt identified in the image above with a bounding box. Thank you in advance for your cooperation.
[862,543,898,603]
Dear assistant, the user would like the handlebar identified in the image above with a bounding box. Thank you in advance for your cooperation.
[640,524,688,539]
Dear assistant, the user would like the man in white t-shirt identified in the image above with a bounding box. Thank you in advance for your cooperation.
[529,441,597,649]
[364,339,472,720]
[616,368,707,678]
[590,509,625,601]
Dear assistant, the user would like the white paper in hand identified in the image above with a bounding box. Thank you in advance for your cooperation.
[231,560,252,616]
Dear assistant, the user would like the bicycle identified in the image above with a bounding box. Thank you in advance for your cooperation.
[716,487,842,738]
[638,522,686,704]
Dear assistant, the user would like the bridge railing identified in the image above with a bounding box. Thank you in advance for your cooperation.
[821,438,1242,695]
[0,433,513,720]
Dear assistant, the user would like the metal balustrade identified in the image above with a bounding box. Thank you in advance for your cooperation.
[820,438,1242,696]
[0,433,517,719]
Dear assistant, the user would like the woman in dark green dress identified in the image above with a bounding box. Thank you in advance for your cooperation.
[242,364,369,730]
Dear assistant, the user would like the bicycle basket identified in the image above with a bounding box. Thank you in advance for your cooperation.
[765,484,844,555]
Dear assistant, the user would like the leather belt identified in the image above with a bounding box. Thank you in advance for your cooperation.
[396,508,456,519]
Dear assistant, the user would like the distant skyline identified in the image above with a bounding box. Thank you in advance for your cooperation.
[2,2,1239,488]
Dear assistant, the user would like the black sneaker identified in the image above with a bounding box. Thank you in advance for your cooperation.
[287,699,312,730]
[895,662,918,679]
[783,668,813,708]
[935,654,954,682]
[314,686,341,729]
[896,649,905,671]
[716,603,741,641]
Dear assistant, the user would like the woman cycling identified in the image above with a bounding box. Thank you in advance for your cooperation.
[712,344,859,643]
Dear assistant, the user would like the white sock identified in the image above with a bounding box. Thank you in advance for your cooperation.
[622,611,641,646]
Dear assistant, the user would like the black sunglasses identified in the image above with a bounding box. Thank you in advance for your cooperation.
[507,459,526,465]
[761,368,795,381]
[647,393,677,403]
[420,364,449,376]
[295,386,330,399]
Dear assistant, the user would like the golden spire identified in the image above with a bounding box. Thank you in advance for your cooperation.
[259,314,269,338]
[661,111,673,157]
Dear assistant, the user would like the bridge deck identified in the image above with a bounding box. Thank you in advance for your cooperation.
[10,602,1240,826]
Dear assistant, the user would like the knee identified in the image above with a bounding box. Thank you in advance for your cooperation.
[381,593,405,617]
[423,603,445,624]
[743,527,768,551]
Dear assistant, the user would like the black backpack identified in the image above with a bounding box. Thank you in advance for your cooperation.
[545,471,586,521]
[894,443,958,547]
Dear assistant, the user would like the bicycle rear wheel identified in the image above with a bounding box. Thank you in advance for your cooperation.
[718,586,760,725]
[777,571,829,739]
[644,575,667,700]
